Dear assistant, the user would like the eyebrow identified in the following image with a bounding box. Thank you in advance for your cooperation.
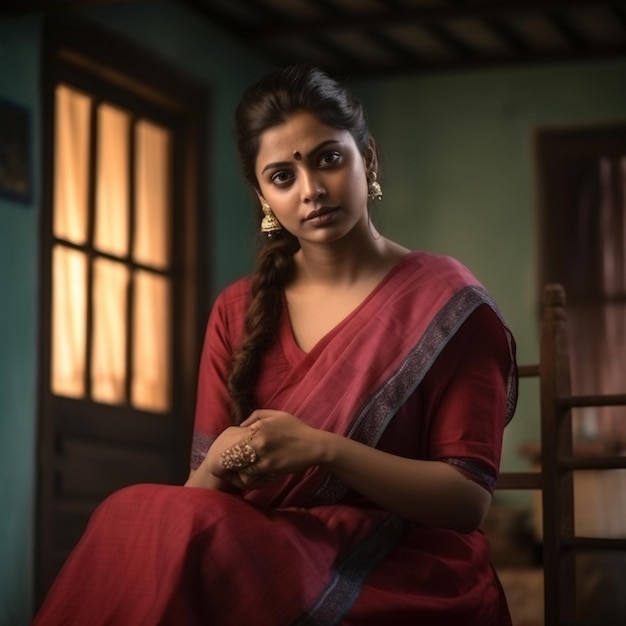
[261,139,343,174]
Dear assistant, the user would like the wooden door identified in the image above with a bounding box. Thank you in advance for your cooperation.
[36,17,207,604]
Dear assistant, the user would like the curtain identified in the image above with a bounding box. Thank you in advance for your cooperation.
[51,85,171,412]
[569,156,626,450]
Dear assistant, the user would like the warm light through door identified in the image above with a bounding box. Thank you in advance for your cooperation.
[50,84,172,412]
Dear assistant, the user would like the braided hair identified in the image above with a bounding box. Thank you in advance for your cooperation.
[228,65,376,423]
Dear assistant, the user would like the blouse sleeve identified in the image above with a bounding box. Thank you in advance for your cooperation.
[423,303,517,492]
[190,279,250,470]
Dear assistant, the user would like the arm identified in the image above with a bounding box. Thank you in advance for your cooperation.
[185,425,261,492]
[238,412,490,532]
[185,424,236,489]
[320,434,491,532]
[184,281,253,492]
[186,467,230,490]
[240,304,512,532]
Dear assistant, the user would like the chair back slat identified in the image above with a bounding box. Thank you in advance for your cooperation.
[496,283,626,625]
[539,284,577,625]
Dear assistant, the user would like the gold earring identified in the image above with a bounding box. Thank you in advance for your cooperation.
[260,200,282,235]
[368,173,382,201]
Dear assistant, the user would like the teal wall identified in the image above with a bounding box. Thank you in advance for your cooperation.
[352,60,626,482]
[1,0,625,621]
[0,2,269,624]
[0,17,42,626]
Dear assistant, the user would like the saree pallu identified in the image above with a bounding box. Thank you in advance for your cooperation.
[33,252,517,626]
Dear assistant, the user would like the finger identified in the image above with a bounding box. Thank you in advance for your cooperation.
[240,414,260,427]
[230,469,265,489]
[246,425,260,442]
[240,408,276,426]
[238,470,264,489]
[229,474,247,490]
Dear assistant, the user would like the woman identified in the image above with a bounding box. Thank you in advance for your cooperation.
[33,65,517,626]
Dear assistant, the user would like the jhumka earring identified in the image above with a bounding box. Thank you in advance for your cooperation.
[260,200,282,236]
[368,173,383,201]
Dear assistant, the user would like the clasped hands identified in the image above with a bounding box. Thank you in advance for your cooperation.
[208,410,324,490]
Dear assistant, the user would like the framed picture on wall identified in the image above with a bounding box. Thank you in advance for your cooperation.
[0,98,32,204]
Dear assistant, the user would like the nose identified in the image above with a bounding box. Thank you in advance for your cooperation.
[300,169,326,203]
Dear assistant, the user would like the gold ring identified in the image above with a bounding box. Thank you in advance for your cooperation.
[247,426,258,442]
[219,442,258,470]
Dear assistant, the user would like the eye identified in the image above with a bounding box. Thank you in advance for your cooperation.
[270,170,294,186]
[318,151,342,168]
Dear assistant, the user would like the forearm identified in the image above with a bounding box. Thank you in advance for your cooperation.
[185,465,239,493]
[318,431,492,532]
[184,425,253,492]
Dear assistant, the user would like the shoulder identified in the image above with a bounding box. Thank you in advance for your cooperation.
[205,277,250,349]
[405,251,480,286]
[391,252,485,310]
[403,251,515,360]
[206,276,253,342]
[214,276,253,310]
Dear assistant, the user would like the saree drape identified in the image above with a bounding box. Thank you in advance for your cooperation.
[33,252,517,626]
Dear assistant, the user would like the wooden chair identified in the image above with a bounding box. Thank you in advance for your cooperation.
[497,283,626,626]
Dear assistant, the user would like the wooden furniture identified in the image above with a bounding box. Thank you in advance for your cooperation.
[497,284,626,626]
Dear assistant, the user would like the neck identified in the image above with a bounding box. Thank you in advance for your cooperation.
[293,230,405,288]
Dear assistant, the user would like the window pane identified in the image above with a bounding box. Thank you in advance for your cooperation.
[567,156,626,447]
[94,104,130,258]
[53,85,91,244]
[132,270,170,412]
[599,157,626,296]
[134,120,171,268]
[92,257,128,404]
[51,245,86,397]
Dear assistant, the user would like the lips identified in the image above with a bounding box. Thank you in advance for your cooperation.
[304,206,339,221]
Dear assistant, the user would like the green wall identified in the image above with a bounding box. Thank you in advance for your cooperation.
[0,16,41,626]
[352,60,626,481]
[1,0,625,621]
[0,2,269,623]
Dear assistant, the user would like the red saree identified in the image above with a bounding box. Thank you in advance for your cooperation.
[33,251,517,626]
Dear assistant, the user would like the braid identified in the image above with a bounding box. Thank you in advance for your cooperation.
[227,232,299,423]
[229,64,376,423]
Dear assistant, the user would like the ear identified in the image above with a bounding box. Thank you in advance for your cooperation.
[364,138,379,179]
[255,192,267,207]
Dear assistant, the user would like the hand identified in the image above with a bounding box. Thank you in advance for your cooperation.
[187,425,271,491]
[204,425,253,479]
[239,409,326,477]
[203,423,277,491]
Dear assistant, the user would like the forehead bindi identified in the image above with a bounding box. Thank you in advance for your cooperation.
[256,112,349,168]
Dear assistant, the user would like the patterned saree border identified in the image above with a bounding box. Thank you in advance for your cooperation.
[292,514,406,626]
[347,285,504,444]
[309,285,516,506]
[190,432,216,470]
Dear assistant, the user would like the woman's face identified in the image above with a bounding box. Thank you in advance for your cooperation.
[254,111,370,245]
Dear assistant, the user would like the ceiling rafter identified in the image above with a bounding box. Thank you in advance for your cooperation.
[2,0,625,77]
[546,10,589,49]
[240,0,618,39]
[424,21,478,59]
[610,4,626,31]
[482,17,532,54]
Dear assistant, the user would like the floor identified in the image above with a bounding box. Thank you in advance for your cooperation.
[498,567,544,626]
[483,503,544,626]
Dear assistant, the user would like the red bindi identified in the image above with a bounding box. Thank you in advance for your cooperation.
[293,150,302,160]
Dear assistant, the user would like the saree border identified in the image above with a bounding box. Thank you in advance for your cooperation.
[292,514,406,626]
[309,285,517,506]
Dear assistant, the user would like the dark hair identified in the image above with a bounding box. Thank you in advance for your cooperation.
[227,65,376,423]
